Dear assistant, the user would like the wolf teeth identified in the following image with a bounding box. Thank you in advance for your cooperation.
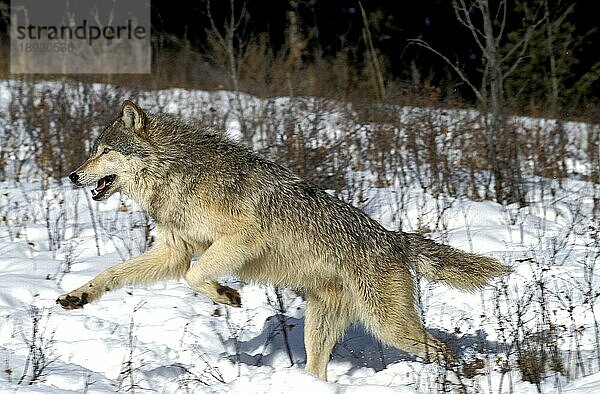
[91,175,115,198]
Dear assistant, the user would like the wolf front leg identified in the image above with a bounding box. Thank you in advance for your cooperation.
[57,241,191,310]
[184,233,260,308]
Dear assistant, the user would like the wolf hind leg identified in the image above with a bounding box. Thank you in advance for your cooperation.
[304,286,353,381]
[367,273,451,363]
[372,303,450,362]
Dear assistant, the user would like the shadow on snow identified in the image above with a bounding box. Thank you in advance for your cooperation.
[223,313,502,373]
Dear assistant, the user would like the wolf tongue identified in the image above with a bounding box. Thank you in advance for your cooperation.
[91,179,106,197]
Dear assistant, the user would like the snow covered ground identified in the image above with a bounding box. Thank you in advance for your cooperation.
[0,81,599,392]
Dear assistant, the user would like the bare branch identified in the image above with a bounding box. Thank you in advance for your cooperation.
[500,16,545,67]
[496,0,508,47]
[452,0,486,53]
[205,0,228,50]
[408,39,486,104]
[359,1,386,101]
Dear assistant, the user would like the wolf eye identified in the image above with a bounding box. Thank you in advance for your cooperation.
[102,148,111,155]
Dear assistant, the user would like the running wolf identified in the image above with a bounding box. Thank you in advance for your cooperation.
[58,100,510,380]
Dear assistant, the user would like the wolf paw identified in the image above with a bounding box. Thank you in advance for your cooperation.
[216,286,242,307]
[56,292,89,310]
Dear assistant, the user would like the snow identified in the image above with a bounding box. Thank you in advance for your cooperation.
[0,80,599,392]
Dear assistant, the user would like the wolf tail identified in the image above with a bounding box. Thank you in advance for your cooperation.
[401,232,510,292]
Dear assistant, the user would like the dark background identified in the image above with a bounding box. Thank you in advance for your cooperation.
[149,0,599,100]
[0,0,598,109]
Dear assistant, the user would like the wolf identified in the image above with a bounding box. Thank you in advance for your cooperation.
[57,100,510,380]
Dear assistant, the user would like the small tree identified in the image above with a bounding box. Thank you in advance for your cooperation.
[410,0,542,205]
[205,0,254,144]
[505,0,600,115]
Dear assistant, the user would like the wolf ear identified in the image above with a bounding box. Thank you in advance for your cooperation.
[121,100,147,135]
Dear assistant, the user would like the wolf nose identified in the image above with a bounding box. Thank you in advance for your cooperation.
[68,172,79,184]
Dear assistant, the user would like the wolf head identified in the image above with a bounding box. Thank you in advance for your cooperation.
[69,100,153,201]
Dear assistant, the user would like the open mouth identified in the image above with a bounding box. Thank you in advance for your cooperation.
[91,174,116,200]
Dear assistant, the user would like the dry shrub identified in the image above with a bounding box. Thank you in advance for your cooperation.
[517,332,566,385]
[7,81,127,181]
